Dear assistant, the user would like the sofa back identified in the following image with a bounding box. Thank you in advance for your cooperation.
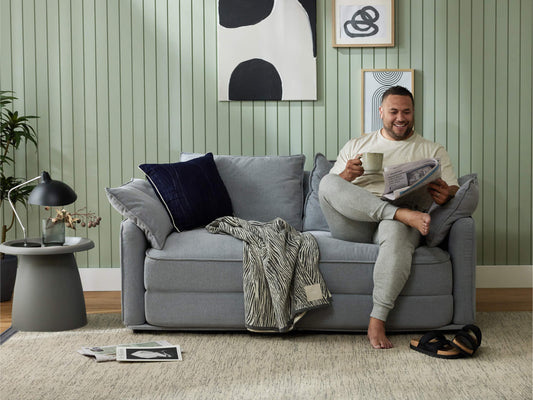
[181,153,306,231]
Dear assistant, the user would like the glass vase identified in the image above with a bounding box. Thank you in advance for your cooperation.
[42,218,65,246]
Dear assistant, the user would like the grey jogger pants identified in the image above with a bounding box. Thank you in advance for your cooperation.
[318,174,421,321]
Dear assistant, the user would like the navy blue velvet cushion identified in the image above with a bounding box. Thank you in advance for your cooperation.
[139,153,233,232]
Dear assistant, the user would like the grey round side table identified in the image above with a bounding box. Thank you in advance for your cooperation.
[0,237,94,331]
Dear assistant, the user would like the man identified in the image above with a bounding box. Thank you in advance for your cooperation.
[318,86,459,349]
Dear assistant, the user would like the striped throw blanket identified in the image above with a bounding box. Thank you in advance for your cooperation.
[206,216,332,332]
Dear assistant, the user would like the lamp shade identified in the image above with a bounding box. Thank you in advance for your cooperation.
[28,171,77,206]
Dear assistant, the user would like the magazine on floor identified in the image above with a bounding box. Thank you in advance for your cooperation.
[78,340,173,362]
[381,158,441,212]
[116,345,182,362]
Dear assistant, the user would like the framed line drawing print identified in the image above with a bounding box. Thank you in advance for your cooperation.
[332,0,395,47]
[361,69,414,133]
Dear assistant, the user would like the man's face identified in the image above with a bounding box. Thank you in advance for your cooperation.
[379,94,414,141]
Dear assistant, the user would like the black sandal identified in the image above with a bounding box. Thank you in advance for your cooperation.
[410,331,464,359]
[450,324,482,356]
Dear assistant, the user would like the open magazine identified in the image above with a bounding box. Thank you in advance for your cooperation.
[381,158,441,212]
[78,340,173,362]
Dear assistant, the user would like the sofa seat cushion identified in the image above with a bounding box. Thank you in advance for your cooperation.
[145,229,245,293]
[311,231,452,296]
[145,229,452,297]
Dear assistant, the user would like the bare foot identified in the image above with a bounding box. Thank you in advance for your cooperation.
[367,317,393,349]
[394,208,431,235]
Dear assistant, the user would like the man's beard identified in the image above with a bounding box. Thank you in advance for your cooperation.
[383,123,414,140]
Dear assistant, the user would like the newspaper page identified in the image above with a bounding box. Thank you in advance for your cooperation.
[116,345,182,362]
[381,158,441,212]
[78,340,173,362]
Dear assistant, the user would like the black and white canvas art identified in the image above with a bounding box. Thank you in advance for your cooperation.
[218,0,317,101]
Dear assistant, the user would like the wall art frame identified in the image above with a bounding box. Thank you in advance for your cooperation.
[361,68,414,134]
[332,0,395,47]
[218,0,317,101]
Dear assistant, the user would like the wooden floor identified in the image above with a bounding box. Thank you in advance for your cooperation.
[1,289,531,334]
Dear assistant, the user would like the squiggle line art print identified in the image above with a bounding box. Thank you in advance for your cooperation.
[333,0,394,47]
[343,6,380,38]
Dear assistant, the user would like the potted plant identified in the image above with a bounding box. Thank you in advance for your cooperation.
[0,90,38,301]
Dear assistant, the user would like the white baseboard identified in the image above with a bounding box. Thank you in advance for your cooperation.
[476,265,533,288]
[79,268,121,291]
[79,265,533,291]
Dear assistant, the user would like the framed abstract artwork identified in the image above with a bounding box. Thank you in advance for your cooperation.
[332,0,395,47]
[361,69,414,133]
[218,0,317,101]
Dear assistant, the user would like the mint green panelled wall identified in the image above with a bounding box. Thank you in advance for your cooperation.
[1,0,531,266]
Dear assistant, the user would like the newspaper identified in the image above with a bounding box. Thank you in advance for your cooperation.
[381,158,441,212]
[78,340,173,362]
[116,345,182,362]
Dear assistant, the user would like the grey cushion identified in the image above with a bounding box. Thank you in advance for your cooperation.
[106,179,174,249]
[425,173,479,247]
[180,153,306,230]
[303,153,334,231]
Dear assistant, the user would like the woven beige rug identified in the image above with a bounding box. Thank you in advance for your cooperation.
[0,312,531,400]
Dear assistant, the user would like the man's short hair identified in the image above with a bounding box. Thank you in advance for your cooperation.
[381,86,414,106]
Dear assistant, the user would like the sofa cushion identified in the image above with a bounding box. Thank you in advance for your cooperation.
[310,231,452,296]
[303,153,334,231]
[105,178,173,249]
[181,153,306,230]
[139,153,233,232]
[425,173,479,247]
[145,229,451,297]
[145,229,245,292]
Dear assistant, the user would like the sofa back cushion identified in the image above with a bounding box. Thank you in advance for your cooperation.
[303,153,335,231]
[105,178,174,249]
[425,173,479,247]
[181,153,306,230]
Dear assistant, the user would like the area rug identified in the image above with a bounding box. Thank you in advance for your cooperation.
[0,312,531,400]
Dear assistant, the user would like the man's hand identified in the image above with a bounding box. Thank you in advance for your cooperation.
[428,178,459,205]
[339,155,365,182]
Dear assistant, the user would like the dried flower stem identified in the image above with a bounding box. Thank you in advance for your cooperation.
[45,206,102,230]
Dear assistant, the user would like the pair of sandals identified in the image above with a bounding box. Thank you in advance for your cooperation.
[410,324,482,359]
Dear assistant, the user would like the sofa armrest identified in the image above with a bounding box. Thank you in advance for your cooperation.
[446,216,476,325]
[120,219,149,326]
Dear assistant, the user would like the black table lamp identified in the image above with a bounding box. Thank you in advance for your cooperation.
[8,171,77,247]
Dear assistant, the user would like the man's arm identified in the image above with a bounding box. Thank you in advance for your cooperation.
[428,178,459,205]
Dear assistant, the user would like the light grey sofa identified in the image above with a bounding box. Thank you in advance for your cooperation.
[107,153,478,332]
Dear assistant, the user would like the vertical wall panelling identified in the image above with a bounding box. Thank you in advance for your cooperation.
[167,0,182,158]
[192,1,206,154]
[204,1,219,155]
[143,0,158,162]
[0,0,531,267]
[70,0,87,266]
[471,0,485,260]
[446,0,459,170]
[22,1,40,239]
[421,0,435,144]
[518,0,532,265]
[505,0,520,264]
[119,0,134,179]
[458,0,472,178]
[483,0,497,264]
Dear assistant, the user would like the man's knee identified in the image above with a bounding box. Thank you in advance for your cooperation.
[318,173,343,202]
